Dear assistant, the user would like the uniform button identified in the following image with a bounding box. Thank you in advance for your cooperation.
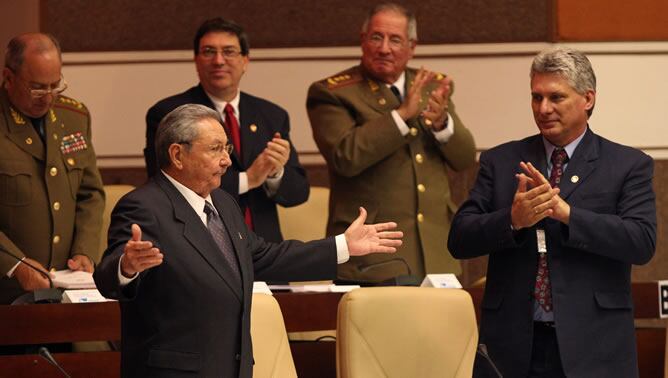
[49,167,58,176]
[53,235,60,244]
[53,202,61,211]
[67,158,75,166]
[415,153,423,163]
[409,127,418,136]
[52,133,58,140]
[25,137,33,145]
[424,118,433,126]
[417,213,424,223]
[378,98,387,105]
[417,184,426,193]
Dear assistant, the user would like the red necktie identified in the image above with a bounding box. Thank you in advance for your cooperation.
[534,148,569,312]
[224,104,253,230]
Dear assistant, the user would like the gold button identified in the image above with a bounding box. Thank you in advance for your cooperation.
[417,184,426,193]
[417,213,424,223]
[415,153,424,163]
[67,158,75,166]
[52,133,58,140]
[52,235,60,244]
[53,202,61,211]
[49,167,58,176]
[424,118,433,126]
[378,98,387,105]
[409,127,418,136]
[25,137,33,145]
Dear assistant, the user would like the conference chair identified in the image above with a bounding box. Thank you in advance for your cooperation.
[337,287,478,378]
[251,293,297,378]
[98,185,134,256]
[277,186,329,241]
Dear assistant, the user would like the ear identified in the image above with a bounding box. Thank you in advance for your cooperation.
[583,89,596,112]
[168,143,185,170]
[407,39,417,59]
[2,67,13,89]
[241,55,250,74]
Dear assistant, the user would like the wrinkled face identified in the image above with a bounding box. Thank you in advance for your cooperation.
[195,31,249,100]
[3,48,62,118]
[531,72,595,147]
[175,118,232,197]
[360,10,415,84]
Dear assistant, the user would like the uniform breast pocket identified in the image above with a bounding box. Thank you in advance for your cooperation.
[62,154,88,199]
[0,160,33,206]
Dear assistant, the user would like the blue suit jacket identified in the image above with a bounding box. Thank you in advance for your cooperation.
[94,173,336,377]
[145,85,309,242]
[448,129,656,378]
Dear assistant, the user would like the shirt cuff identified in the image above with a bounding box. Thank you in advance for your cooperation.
[432,113,455,143]
[117,255,138,286]
[264,167,284,196]
[391,110,410,136]
[7,258,24,277]
[334,234,350,264]
[239,172,249,194]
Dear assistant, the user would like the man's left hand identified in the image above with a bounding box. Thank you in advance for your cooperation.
[345,207,403,256]
[264,132,290,177]
[67,254,94,273]
[520,162,571,224]
[422,76,451,131]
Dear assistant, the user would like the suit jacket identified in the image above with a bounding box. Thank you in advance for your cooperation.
[307,65,476,281]
[0,89,104,304]
[93,173,336,377]
[448,129,656,377]
[145,85,309,242]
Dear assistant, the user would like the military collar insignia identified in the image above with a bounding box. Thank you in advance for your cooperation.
[49,109,57,123]
[9,107,26,125]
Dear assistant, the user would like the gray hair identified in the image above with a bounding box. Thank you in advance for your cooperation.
[361,2,417,41]
[4,33,61,72]
[155,104,222,169]
[531,46,596,116]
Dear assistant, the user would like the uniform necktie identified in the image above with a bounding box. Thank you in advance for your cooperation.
[223,104,253,230]
[534,148,569,312]
[390,85,402,102]
[204,202,241,283]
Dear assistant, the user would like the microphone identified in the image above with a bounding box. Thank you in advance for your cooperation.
[476,343,503,377]
[0,246,62,304]
[38,346,72,378]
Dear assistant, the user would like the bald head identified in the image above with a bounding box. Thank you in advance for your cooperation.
[5,33,62,72]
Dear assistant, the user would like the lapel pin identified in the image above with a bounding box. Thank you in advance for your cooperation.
[249,124,257,133]
[571,175,579,183]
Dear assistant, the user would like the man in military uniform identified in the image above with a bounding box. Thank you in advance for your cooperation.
[0,33,104,304]
[307,2,476,282]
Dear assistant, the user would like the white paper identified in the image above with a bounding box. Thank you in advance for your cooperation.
[62,289,113,303]
[52,269,96,289]
[421,273,463,289]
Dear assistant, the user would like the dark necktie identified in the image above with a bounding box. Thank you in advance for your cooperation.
[204,201,241,283]
[390,85,402,102]
[223,104,253,230]
[534,148,569,312]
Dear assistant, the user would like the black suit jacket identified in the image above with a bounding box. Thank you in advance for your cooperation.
[145,85,309,242]
[93,173,336,377]
[448,129,656,378]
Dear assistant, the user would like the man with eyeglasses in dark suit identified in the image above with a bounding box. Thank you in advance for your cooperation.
[145,18,309,243]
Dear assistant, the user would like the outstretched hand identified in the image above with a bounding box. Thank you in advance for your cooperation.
[120,224,163,278]
[344,207,403,256]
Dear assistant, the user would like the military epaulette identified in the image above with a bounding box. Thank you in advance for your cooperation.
[324,72,362,90]
[53,96,88,116]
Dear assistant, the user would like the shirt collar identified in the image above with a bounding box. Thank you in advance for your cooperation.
[386,72,406,98]
[542,126,588,164]
[162,170,214,222]
[205,89,241,119]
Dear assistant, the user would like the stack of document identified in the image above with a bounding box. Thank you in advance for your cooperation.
[52,269,96,289]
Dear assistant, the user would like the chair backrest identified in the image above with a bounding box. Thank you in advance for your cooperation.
[277,186,329,241]
[251,293,297,378]
[337,287,478,378]
[99,185,134,256]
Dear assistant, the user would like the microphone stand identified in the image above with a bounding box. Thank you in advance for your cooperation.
[38,346,72,378]
[0,246,62,303]
[477,343,503,378]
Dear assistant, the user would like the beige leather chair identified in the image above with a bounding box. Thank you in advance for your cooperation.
[277,186,329,241]
[98,184,134,256]
[251,294,297,378]
[337,287,478,378]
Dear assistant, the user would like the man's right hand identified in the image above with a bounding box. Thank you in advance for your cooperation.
[14,258,52,291]
[396,67,435,121]
[246,154,274,189]
[120,224,163,278]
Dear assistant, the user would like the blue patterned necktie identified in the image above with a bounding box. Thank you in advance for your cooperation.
[203,202,241,283]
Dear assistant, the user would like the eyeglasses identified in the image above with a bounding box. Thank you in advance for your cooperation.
[181,141,234,156]
[366,33,410,49]
[199,47,243,59]
[10,70,68,99]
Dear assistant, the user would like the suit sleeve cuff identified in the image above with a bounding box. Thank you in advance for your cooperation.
[432,114,454,143]
[335,234,350,264]
[391,110,410,136]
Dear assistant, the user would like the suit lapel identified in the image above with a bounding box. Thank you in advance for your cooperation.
[519,135,548,175]
[156,174,243,300]
[557,128,598,200]
[1,91,45,160]
[238,93,259,168]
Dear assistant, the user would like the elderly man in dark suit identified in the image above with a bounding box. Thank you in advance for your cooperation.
[95,104,402,377]
[145,17,308,243]
[448,47,656,377]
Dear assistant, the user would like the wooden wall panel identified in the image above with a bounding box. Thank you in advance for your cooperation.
[557,0,668,41]
[40,0,551,52]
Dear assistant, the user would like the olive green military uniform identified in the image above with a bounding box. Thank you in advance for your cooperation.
[0,88,104,303]
[307,65,476,282]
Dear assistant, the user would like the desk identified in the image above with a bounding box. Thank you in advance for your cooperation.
[0,284,664,378]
